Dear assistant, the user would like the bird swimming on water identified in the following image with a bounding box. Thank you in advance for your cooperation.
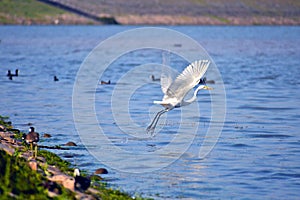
[7,70,12,77]
[7,69,18,77]
[23,127,40,158]
[147,60,213,135]
[7,69,18,80]
[54,76,59,81]
[199,77,215,84]
[150,75,160,81]
[100,80,111,85]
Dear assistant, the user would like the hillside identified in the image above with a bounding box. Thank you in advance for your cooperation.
[48,0,300,25]
[0,0,95,24]
[1,0,300,25]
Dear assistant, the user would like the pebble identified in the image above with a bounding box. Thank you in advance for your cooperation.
[49,174,75,191]
[64,141,77,146]
[43,133,52,138]
[94,168,108,174]
[29,160,38,171]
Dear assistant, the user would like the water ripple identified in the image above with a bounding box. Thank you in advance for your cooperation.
[1,26,300,199]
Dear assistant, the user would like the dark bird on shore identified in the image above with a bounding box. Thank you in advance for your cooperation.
[74,168,91,192]
[23,127,40,158]
[150,75,160,81]
[100,80,111,85]
[54,76,59,81]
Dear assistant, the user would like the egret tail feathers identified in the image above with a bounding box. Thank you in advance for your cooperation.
[153,100,164,104]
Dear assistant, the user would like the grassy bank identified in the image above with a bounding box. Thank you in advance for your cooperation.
[0,150,75,199]
[0,0,96,24]
[0,115,150,199]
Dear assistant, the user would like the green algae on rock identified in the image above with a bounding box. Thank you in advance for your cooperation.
[0,150,75,199]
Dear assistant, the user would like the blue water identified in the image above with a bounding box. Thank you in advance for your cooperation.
[1,26,300,199]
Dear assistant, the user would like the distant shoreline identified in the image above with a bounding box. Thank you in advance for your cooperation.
[1,15,299,26]
[35,0,300,25]
[115,15,300,26]
[0,0,299,25]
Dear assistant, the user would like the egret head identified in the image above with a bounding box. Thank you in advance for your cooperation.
[196,84,213,91]
[198,77,213,90]
[203,85,213,90]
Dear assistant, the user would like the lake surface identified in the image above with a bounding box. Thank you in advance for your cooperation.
[1,25,300,199]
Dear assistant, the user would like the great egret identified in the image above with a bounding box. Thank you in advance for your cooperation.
[147,60,213,135]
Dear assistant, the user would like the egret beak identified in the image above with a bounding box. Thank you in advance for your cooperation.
[203,85,213,90]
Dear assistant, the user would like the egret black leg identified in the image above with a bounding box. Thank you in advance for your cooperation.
[147,109,168,136]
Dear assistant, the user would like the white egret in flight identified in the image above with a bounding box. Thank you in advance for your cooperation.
[147,60,213,135]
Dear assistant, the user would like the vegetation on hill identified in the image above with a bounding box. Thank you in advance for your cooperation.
[0,0,96,24]
[0,150,75,199]
[0,0,299,25]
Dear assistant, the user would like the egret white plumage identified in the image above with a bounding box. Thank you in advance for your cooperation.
[147,60,213,135]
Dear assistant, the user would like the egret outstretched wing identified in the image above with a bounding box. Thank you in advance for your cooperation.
[166,60,210,101]
[160,65,179,94]
[160,52,179,94]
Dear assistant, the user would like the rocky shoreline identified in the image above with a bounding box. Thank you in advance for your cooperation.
[0,115,147,199]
